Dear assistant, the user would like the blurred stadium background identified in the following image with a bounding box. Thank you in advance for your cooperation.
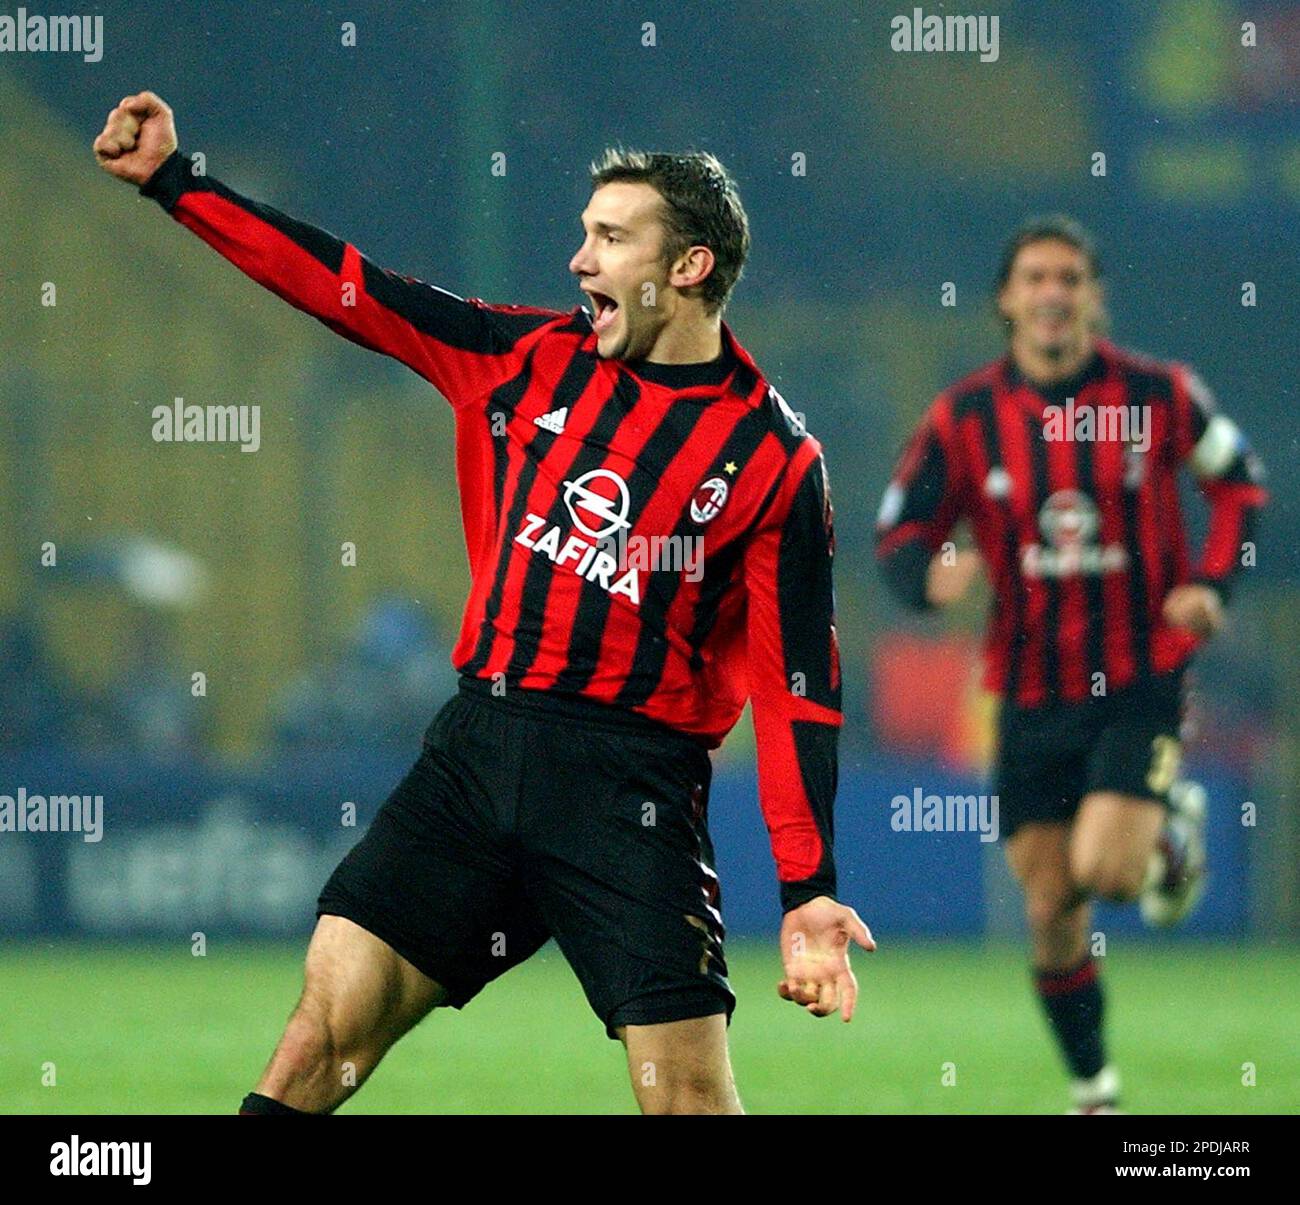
[1,0,1296,1112]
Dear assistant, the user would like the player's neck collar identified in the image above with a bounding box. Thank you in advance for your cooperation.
[1006,343,1107,403]
[622,335,738,389]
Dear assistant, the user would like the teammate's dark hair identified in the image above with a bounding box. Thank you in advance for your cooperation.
[589,148,750,314]
[995,214,1102,292]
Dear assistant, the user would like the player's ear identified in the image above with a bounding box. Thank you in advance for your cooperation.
[672,244,715,292]
[1089,285,1110,335]
[995,283,1013,323]
[1084,273,1105,319]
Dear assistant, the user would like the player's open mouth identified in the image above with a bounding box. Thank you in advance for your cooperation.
[1034,306,1070,324]
[589,291,620,335]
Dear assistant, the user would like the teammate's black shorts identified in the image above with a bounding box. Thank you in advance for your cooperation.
[317,676,733,1039]
[993,669,1186,839]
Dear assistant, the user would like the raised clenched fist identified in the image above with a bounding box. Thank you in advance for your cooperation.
[92,90,178,186]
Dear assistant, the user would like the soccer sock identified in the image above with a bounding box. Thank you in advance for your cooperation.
[1033,956,1106,1081]
[239,1091,311,1116]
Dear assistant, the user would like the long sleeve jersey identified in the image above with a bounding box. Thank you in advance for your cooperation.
[875,341,1267,709]
[139,149,842,909]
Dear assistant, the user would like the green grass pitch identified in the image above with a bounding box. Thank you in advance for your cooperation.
[1,940,1295,1114]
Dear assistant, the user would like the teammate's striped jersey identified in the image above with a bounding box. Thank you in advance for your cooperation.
[875,341,1267,709]
[140,149,841,909]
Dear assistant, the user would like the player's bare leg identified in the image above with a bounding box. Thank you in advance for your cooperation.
[1074,783,1208,923]
[617,1015,743,1115]
[248,915,448,1113]
[1006,821,1117,1111]
[1006,822,1089,969]
[1069,791,1166,904]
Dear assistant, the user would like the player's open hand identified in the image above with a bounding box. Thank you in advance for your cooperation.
[926,548,982,607]
[93,91,178,186]
[777,896,875,1021]
[1163,583,1224,639]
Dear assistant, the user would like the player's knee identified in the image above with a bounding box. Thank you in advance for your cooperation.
[1092,864,1145,903]
[1070,852,1104,898]
[644,1075,736,1115]
[1073,857,1143,903]
[634,1057,736,1115]
[1024,889,1073,935]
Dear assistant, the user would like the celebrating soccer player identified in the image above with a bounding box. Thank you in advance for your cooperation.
[94,91,873,1115]
[875,217,1267,1113]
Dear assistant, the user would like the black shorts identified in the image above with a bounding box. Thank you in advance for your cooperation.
[317,677,733,1039]
[993,670,1186,839]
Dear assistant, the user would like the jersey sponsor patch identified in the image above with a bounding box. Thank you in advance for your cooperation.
[1021,489,1128,578]
[563,468,631,539]
[515,510,641,605]
[512,468,641,605]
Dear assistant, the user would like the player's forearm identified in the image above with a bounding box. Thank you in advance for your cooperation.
[139,149,377,345]
[1178,375,1268,602]
[772,841,839,912]
[1193,482,1266,604]
[744,447,843,910]
[751,695,840,912]
[137,150,554,406]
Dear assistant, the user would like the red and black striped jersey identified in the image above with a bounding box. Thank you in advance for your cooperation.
[139,150,842,910]
[875,340,1267,709]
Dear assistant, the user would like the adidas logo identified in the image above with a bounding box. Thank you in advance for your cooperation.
[533,407,568,434]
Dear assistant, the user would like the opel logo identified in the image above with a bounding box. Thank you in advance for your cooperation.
[562,468,632,540]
